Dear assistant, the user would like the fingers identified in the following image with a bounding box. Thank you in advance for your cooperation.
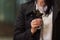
[31,18,42,29]
[31,18,42,34]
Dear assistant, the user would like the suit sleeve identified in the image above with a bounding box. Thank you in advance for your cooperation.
[14,5,33,40]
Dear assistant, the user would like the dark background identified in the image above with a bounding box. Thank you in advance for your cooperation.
[0,0,60,40]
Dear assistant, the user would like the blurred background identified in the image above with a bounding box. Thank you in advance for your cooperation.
[0,0,60,40]
[0,0,29,40]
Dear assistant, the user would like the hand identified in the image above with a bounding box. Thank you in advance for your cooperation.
[31,18,42,34]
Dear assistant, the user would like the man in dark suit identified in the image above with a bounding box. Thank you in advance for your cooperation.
[14,0,60,40]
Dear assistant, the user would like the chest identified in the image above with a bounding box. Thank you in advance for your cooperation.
[42,12,53,26]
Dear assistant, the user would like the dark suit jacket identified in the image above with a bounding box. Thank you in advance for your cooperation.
[14,1,60,40]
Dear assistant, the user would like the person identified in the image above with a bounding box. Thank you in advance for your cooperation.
[14,0,60,40]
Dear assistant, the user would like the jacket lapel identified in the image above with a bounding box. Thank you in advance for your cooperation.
[53,1,59,23]
[52,1,59,40]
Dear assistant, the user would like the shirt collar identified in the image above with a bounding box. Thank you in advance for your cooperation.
[36,4,48,13]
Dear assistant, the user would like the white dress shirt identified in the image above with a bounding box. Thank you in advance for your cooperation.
[36,4,53,40]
